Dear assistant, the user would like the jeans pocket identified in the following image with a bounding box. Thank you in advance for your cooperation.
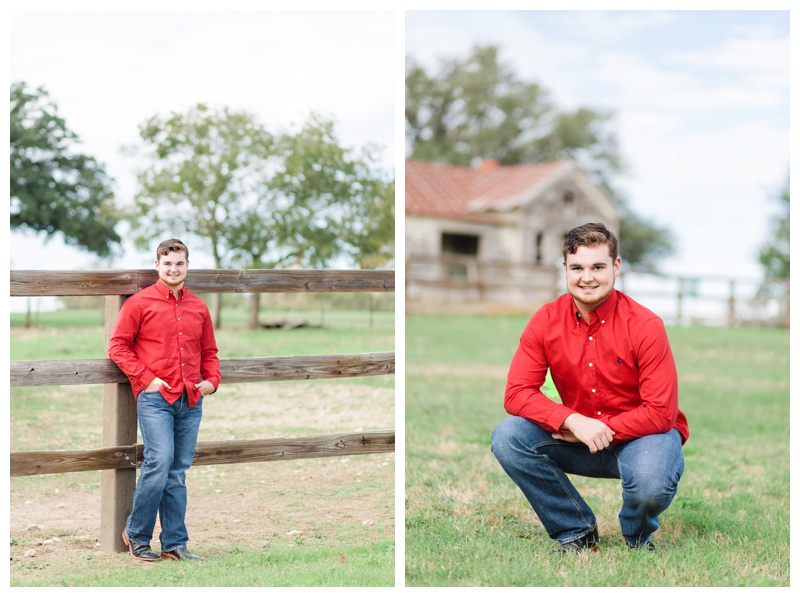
[137,390,163,400]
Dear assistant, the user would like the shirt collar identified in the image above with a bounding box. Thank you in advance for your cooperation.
[574,289,619,325]
[154,279,185,299]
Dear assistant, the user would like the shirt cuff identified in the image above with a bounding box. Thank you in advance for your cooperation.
[546,405,575,435]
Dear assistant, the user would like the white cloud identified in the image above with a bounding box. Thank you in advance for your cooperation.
[544,10,677,44]
[665,36,789,78]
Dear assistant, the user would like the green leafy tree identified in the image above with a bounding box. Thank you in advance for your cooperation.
[10,81,120,257]
[406,45,551,167]
[126,103,276,328]
[758,181,789,281]
[756,180,789,327]
[346,178,395,269]
[406,45,673,269]
[616,206,674,272]
[225,114,394,326]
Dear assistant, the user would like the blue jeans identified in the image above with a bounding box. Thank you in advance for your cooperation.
[126,391,203,551]
[491,416,684,546]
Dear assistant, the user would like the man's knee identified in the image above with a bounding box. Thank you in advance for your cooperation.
[623,469,681,511]
[142,446,174,476]
[491,416,547,462]
[492,416,524,448]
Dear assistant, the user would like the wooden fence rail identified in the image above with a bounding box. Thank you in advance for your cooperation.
[11,431,396,477]
[11,269,394,296]
[11,352,395,387]
[10,268,395,553]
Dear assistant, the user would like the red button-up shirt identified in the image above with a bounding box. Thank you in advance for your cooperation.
[505,290,689,444]
[108,280,221,408]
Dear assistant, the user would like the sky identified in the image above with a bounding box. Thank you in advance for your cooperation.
[4,5,794,313]
[405,9,790,288]
[8,8,396,269]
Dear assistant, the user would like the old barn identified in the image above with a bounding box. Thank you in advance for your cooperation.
[405,158,621,312]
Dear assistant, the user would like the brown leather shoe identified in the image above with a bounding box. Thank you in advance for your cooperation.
[161,546,204,561]
[122,530,160,562]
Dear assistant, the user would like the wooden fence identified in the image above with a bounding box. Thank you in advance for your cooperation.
[10,268,395,553]
[406,254,788,327]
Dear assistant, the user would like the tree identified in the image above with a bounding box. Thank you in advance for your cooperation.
[758,181,789,281]
[756,180,789,326]
[127,106,394,329]
[225,114,394,326]
[405,45,673,269]
[346,178,395,269]
[10,81,120,257]
[616,207,674,272]
[125,103,276,328]
[406,46,551,167]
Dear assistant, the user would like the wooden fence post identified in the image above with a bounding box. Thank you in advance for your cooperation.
[100,295,137,553]
[676,278,685,326]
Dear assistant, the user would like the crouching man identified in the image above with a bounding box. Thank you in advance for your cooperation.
[491,223,689,552]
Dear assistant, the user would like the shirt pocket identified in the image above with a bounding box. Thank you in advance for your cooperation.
[603,351,639,395]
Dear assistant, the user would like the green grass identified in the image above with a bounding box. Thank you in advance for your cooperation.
[405,315,789,586]
[11,539,395,587]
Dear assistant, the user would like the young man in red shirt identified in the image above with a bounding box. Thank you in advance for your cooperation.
[492,223,689,552]
[109,239,220,562]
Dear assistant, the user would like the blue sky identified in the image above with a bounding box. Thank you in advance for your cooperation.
[405,9,790,284]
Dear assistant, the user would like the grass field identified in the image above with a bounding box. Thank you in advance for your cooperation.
[404,314,789,587]
[9,305,395,587]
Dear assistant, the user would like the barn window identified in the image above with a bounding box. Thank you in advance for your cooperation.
[441,232,479,279]
[564,191,574,204]
[442,232,479,256]
[535,232,543,264]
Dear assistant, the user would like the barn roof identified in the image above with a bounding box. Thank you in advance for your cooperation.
[405,158,613,220]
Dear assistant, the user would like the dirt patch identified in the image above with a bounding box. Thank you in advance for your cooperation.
[10,379,394,570]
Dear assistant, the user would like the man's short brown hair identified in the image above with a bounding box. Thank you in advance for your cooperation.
[156,239,189,261]
[562,223,618,261]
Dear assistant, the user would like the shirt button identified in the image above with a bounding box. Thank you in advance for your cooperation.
[597,411,602,415]
[601,320,605,324]
[589,336,593,341]
[592,389,596,393]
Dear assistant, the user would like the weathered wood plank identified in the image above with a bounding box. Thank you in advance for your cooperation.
[11,431,395,477]
[193,431,395,467]
[11,445,139,476]
[11,359,129,386]
[10,352,395,387]
[100,295,137,553]
[11,269,395,297]
[221,353,395,383]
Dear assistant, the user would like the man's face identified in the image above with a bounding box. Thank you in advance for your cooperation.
[156,250,188,291]
[564,243,620,313]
